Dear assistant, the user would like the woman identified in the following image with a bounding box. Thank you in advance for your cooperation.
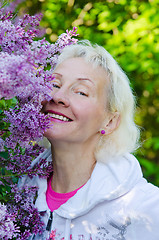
[20,41,159,240]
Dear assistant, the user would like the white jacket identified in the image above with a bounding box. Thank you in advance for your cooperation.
[19,148,159,240]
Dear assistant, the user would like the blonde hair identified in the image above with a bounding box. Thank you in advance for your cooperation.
[43,40,140,161]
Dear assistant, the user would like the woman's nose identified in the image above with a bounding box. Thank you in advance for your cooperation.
[41,99,48,106]
[51,88,70,107]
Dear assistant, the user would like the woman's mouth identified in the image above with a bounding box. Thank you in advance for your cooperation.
[45,111,72,122]
[47,113,71,122]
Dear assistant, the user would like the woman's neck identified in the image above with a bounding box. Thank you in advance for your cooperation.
[50,142,97,193]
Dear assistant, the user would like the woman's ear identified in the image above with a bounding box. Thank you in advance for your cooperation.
[103,112,121,135]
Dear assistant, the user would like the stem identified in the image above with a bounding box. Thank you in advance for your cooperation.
[0,173,26,178]
[0,171,36,178]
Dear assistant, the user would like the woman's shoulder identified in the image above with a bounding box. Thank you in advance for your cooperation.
[122,179,159,239]
[134,178,159,209]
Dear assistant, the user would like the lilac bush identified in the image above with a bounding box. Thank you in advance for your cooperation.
[0,2,78,239]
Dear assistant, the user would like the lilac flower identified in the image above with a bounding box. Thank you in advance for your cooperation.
[0,53,35,99]
[1,143,53,178]
[0,202,19,239]
[56,27,78,49]
[1,0,26,14]
[0,180,4,186]
[6,184,45,239]
[0,10,14,21]
[30,156,53,179]
[4,102,52,147]
[0,13,43,54]
[0,138,5,151]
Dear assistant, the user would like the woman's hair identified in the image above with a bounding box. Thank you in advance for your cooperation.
[43,40,140,162]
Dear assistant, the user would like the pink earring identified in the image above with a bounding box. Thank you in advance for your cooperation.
[101,130,105,135]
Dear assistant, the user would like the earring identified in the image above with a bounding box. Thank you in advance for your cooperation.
[101,130,105,135]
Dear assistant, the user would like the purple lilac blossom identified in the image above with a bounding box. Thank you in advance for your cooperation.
[0,0,25,14]
[0,53,35,99]
[0,202,19,239]
[0,137,5,151]
[2,144,53,178]
[7,184,45,239]
[0,15,42,54]
[4,103,52,148]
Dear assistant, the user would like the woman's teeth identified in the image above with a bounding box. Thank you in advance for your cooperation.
[47,113,70,122]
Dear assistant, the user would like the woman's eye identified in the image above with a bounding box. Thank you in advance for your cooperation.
[77,91,88,97]
[53,83,60,88]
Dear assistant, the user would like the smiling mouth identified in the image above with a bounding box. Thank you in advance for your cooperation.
[45,111,72,122]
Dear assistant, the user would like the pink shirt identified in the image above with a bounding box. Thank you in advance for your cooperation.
[46,175,84,212]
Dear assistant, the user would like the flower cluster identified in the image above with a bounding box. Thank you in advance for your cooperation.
[0,5,78,150]
[0,138,5,152]
[0,202,19,239]
[0,0,26,15]
[4,103,51,149]
[1,143,53,178]
[0,22,78,146]
[6,184,45,240]
[0,2,78,239]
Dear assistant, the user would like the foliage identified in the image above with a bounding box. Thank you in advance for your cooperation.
[14,0,159,186]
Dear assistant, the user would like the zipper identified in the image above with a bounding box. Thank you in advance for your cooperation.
[32,234,35,240]
[46,211,53,231]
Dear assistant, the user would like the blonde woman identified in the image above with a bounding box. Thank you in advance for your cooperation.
[20,41,159,240]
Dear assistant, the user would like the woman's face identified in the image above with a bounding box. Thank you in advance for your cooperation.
[42,57,110,144]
